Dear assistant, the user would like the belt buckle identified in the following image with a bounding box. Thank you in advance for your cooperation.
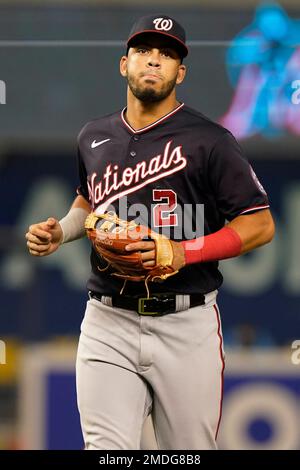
[138,297,159,315]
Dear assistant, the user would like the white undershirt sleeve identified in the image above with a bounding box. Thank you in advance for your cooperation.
[59,207,89,244]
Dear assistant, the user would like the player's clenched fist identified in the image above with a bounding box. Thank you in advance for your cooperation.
[26,217,63,257]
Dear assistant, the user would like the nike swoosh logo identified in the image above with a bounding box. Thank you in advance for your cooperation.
[91,138,111,149]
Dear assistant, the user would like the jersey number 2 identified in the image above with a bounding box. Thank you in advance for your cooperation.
[152,189,178,227]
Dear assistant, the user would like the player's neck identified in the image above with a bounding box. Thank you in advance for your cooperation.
[125,92,180,131]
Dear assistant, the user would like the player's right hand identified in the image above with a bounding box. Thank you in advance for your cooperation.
[25,217,63,257]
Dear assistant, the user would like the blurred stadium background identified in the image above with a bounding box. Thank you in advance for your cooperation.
[0,0,300,450]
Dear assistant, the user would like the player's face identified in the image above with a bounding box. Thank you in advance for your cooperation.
[120,36,186,103]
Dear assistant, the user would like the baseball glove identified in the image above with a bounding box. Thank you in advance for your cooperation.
[85,211,180,295]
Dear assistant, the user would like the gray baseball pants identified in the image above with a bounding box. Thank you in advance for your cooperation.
[76,290,225,450]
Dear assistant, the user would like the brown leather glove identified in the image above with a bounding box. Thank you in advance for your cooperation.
[85,211,181,285]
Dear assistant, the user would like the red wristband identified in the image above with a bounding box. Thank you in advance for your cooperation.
[181,226,242,265]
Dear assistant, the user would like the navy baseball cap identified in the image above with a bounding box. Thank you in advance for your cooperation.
[127,14,188,58]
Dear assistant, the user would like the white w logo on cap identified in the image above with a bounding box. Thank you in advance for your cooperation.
[153,18,173,31]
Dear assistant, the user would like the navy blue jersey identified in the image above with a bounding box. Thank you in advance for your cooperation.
[77,103,269,295]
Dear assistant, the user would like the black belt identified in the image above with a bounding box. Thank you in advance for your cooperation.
[89,292,205,316]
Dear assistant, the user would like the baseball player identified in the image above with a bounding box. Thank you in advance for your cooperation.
[26,14,275,450]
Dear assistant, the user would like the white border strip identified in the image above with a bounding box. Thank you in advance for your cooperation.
[0,40,123,47]
[18,344,77,449]
[1,40,298,47]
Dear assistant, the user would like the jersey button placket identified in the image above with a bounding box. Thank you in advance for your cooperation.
[128,133,141,158]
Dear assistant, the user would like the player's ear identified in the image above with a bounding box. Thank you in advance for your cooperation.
[176,64,186,85]
[120,56,128,77]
